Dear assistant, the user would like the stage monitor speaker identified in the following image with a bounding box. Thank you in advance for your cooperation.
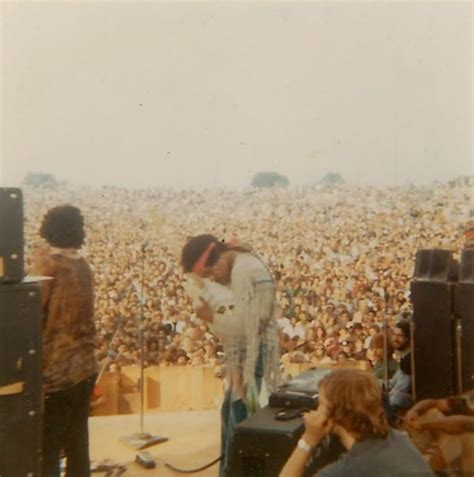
[0,282,43,477]
[459,249,474,283]
[0,188,24,283]
[413,249,458,282]
[227,406,343,477]
[410,280,455,400]
[454,280,474,394]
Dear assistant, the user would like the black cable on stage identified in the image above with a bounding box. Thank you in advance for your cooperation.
[164,455,222,474]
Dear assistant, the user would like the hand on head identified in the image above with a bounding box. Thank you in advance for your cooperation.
[195,298,213,322]
[302,406,334,446]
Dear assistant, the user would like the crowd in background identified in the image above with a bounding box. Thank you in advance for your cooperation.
[24,178,471,375]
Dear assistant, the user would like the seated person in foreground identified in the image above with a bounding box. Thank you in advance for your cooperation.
[280,369,433,477]
[404,390,474,475]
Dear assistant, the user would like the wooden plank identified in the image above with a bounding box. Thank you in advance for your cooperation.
[89,410,221,476]
[144,367,161,410]
[159,367,204,411]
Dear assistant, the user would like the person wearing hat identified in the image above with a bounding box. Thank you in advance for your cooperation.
[181,234,281,476]
[338,338,356,360]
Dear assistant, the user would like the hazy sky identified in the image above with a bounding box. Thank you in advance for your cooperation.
[1,1,472,189]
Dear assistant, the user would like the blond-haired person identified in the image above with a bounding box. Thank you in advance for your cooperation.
[280,369,433,477]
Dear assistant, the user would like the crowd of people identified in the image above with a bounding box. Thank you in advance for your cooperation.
[24,178,470,374]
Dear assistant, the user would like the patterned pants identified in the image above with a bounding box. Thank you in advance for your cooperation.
[219,352,263,477]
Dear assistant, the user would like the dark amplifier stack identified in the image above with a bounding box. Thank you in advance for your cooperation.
[411,248,474,400]
[0,188,43,477]
[227,369,344,476]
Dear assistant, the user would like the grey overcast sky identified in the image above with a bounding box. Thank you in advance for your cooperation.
[1,1,472,189]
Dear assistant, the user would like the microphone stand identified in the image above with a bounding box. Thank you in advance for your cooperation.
[381,311,393,422]
[382,313,389,391]
[121,241,168,450]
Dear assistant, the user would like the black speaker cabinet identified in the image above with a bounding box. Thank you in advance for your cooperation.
[227,406,343,477]
[0,282,43,477]
[0,188,24,283]
[413,249,458,282]
[454,281,474,393]
[458,248,474,283]
[410,280,455,400]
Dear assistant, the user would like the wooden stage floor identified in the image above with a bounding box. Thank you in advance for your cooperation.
[89,410,221,476]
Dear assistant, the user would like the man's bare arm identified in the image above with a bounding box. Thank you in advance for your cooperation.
[405,398,451,425]
[420,415,474,434]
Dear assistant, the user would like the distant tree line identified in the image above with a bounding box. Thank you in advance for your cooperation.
[319,172,344,186]
[23,172,58,188]
[251,171,289,188]
[250,170,345,188]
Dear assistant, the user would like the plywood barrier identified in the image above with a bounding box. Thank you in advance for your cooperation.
[283,360,372,377]
[203,367,224,408]
[145,367,161,410]
[93,365,224,416]
[336,360,371,371]
[115,366,141,414]
[118,390,141,414]
[90,371,120,416]
[121,366,141,386]
[92,362,371,416]
[160,366,206,411]
[284,362,306,378]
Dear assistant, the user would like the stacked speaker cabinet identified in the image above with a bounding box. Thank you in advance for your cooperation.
[411,279,455,400]
[453,249,474,394]
[411,248,474,401]
[227,406,343,477]
[0,188,43,477]
[413,249,458,282]
[411,249,458,400]
[0,188,24,283]
[227,407,304,476]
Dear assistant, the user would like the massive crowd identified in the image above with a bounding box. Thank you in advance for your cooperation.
[24,178,471,373]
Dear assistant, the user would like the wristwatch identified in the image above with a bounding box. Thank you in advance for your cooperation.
[297,437,312,453]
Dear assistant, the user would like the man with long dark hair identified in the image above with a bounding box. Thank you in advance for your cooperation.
[181,234,281,476]
[32,205,97,477]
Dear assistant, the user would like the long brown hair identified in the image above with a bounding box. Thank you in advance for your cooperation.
[370,332,394,355]
[319,369,389,440]
[181,234,251,272]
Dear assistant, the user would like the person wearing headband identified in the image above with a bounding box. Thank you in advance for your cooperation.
[181,234,281,477]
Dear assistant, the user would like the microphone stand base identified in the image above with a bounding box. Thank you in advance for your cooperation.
[120,432,169,450]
